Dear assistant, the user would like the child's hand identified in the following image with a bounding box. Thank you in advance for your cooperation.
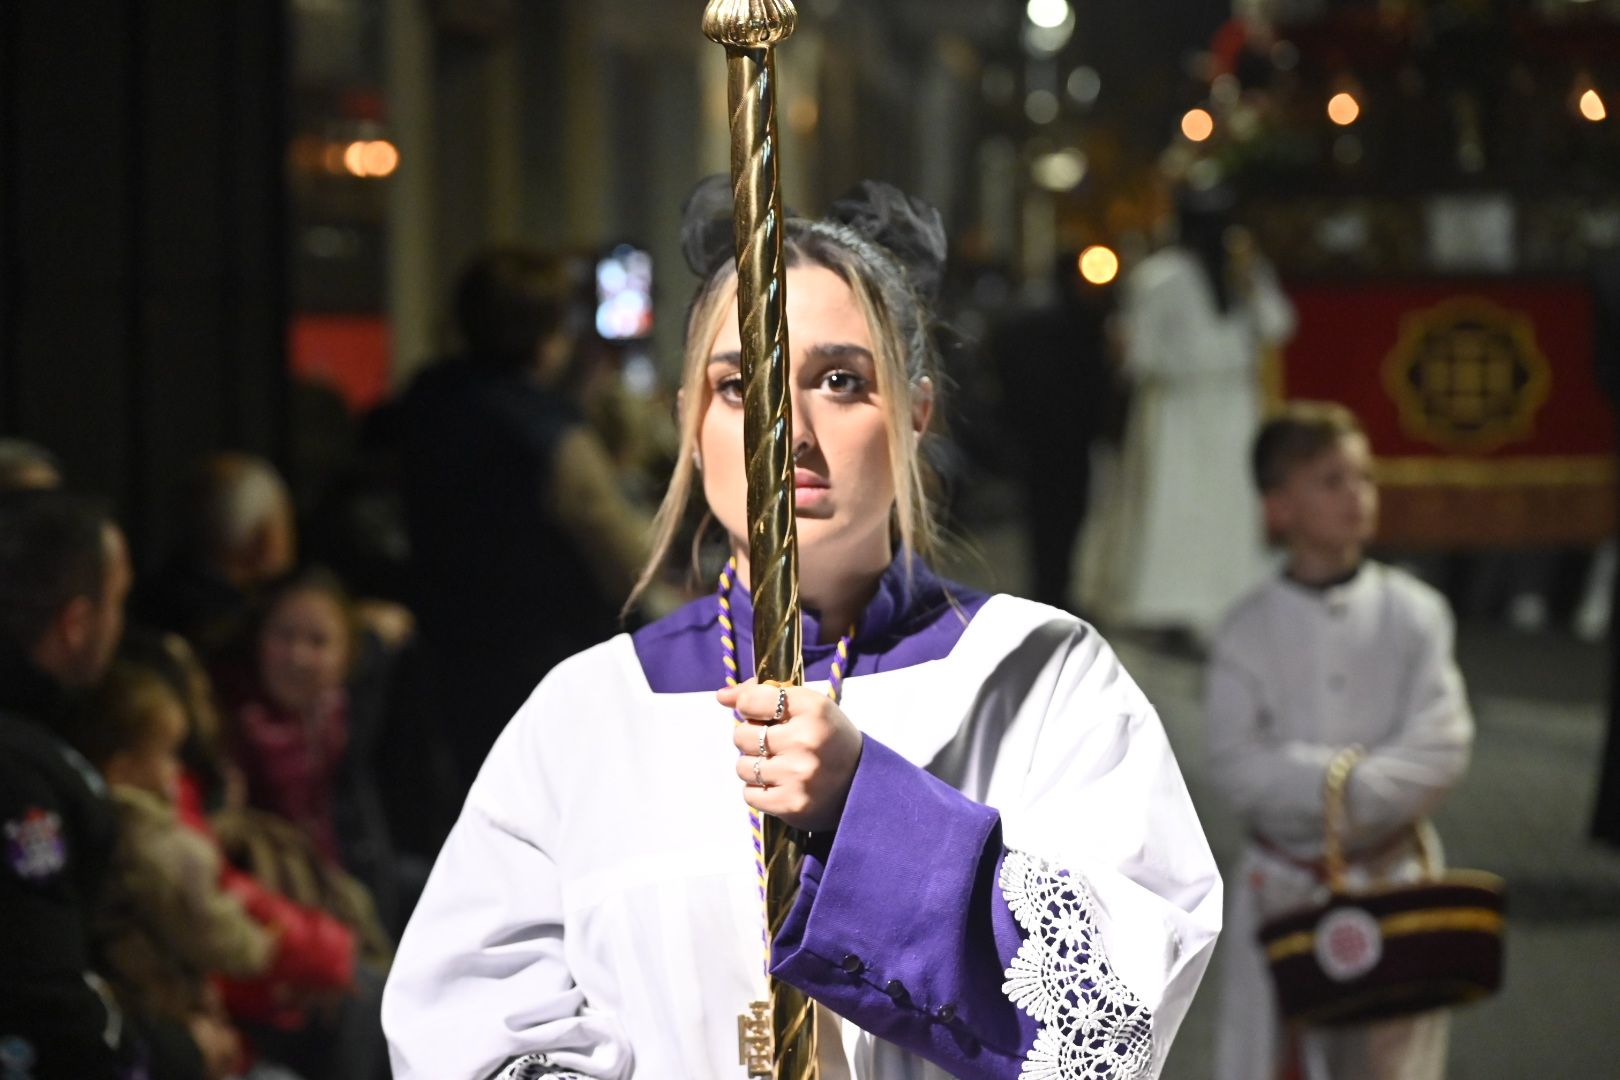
[718,680,864,833]
[187,1012,243,1080]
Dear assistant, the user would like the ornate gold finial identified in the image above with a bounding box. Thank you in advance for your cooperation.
[702,0,797,49]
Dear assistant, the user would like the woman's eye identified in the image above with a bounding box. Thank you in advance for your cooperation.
[715,374,744,401]
[823,370,867,395]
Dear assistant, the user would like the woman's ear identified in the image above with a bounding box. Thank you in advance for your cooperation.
[911,376,935,436]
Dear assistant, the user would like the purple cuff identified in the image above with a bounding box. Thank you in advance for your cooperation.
[771,737,1036,1077]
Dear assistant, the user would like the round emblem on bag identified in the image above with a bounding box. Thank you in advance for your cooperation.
[1315,906,1382,982]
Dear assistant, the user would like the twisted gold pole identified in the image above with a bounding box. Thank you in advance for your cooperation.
[702,2,815,1078]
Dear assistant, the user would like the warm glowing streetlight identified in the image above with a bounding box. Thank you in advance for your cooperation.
[1079,245,1120,286]
[342,141,368,177]
[361,140,400,177]
[1181,108,1214,142]
[1327,92,1361,126]
[1580,89,1607,122]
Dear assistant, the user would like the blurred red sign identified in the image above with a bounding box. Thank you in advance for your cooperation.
[289,314,391,413]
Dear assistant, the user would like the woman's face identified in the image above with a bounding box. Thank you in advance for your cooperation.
[700,265,897,581]
[258,588,349,713]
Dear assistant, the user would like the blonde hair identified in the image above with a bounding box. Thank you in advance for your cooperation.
[627,222,943,609]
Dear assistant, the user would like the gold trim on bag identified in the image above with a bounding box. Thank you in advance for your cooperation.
[1265,905,1505,963]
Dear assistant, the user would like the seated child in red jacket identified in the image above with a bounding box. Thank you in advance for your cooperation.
[83,661,268,1080]
[120,630,360,1031]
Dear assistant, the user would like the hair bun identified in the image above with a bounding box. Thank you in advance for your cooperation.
[679,174,739,278]
[680,175,948,301]
[826,180,947,302]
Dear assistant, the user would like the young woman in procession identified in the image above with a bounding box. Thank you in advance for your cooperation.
[382,179,1222,1080]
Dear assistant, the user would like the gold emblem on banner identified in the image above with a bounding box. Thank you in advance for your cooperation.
[1382,297,1552,452]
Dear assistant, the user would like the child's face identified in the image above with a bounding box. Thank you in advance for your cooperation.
[107,699,187,803]
[1265,433,1379,553]
[259,589,349,713]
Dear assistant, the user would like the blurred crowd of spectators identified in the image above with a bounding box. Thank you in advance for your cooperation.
[0,248,679,1080]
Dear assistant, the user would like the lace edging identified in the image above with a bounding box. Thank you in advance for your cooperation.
[494,1054,590,1080]
[999,850,1154,1079]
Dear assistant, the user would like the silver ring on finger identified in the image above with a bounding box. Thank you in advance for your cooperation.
[757,725,770,758]
[772,686,788,722]
[751,755,767,788]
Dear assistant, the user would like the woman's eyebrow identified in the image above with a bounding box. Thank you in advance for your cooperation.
[803,342,874,364]
[707,350,742,367]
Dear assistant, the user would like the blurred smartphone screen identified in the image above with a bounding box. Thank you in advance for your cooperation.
[596,244,654,340]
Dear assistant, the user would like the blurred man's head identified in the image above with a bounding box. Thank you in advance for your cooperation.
[0,491,132,687]
[0,439,64,493]
[454,248,586,383]
[178,454,296,589]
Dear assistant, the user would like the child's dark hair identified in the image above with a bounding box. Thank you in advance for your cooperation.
[1252,401,1365,493]
[76,660,185,769]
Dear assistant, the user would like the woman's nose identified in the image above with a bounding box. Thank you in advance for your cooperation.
[789,394,817,462]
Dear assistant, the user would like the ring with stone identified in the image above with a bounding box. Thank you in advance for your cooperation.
[772,686,788,722]
[752,755,767,787]
[757,725,770,758]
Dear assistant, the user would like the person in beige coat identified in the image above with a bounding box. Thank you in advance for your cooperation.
[1206,403,1474,1080]
[82,660,276,1079]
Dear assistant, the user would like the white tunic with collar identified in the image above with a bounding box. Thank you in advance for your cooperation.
[1205,563,1473,1080]
[383,593,1222,1080]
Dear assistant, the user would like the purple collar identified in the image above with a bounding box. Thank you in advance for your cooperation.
[632,557,989,694]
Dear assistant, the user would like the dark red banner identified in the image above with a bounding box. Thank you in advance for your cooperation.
[1280,279,1612,460]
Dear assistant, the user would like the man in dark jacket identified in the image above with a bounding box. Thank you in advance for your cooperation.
[0,491,174,1079]
[402,250,668,791]
[987,252,1119,612]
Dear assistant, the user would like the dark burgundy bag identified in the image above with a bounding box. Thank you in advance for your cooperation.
[1257,748,1505,1026]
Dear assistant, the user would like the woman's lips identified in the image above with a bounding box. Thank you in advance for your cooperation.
[794,469,830,507]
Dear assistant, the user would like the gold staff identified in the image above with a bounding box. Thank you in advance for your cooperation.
[701,1,816,1077]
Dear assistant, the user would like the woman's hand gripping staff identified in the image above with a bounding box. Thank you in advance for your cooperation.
[720,680,864,833]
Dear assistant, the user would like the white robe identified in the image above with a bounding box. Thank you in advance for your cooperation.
[382,595,1221,1079]
[1087,247,1295,637]
[1204,564,1474,1080]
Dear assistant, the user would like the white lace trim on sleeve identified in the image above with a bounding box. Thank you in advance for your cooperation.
[1000,850,1154,1079]
[493,1053,590,1080]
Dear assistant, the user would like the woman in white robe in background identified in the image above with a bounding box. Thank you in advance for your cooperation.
[1089,190,1296,642]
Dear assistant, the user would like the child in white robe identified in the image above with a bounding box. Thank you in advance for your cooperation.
[1206,401,1473,1080]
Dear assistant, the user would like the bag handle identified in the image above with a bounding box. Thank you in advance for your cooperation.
[1322,745,1439,892]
